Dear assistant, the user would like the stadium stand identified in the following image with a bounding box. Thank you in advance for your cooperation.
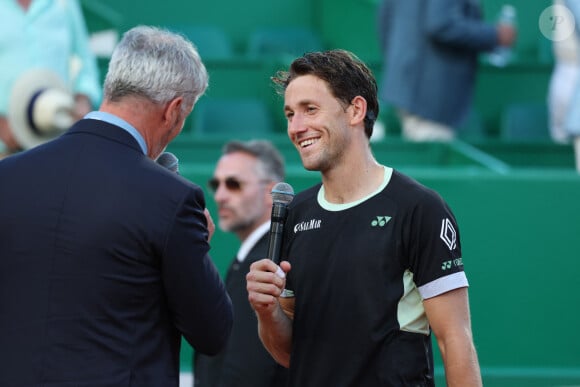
[246,26,324,61]
[192,97,276,137]
[164,24,235,61]
[500,101,551,142]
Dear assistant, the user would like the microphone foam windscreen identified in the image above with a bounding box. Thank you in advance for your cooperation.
[156,152,179,173]
[271,182,294,205]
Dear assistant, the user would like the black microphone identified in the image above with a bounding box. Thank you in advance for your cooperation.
[156,152,179,173]
[267,182,295,264]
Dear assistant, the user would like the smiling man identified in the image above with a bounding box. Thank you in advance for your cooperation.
[246,50,482,387]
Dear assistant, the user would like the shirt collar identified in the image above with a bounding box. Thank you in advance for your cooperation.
[84,111,148,155]
[237,221,271,263]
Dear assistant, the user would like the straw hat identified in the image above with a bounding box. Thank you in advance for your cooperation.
[8,69,74,150]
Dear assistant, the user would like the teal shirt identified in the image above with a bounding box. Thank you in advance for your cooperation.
[0,0,102,115]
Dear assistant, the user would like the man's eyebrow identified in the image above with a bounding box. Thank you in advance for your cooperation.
[284,99,316,110]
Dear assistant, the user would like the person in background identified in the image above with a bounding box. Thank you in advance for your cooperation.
[560,0,580,172]
[547,0,580,144]
[0,0,101,156]
[548,0,580,172]
[377,0,516,141]
[246,49,482,386]
[195,140,289,387]
[0,25,232,386]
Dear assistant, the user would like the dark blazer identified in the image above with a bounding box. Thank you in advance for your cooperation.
[378,0,498,127]
[194,232,288,387]
[0,119,233,386]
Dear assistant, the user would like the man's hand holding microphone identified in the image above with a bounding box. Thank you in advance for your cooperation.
[246,182,295,367]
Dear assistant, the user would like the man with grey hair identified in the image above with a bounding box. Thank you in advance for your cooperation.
[195,139,288,387]
[0,26,232,386]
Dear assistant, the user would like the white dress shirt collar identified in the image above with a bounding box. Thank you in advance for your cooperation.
[236,221,270,263]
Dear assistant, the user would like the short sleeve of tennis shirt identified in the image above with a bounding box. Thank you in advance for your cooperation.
[405,187,468,299]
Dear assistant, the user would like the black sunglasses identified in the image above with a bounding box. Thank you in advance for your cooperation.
[208,177,271,193]
[208,177,244,192]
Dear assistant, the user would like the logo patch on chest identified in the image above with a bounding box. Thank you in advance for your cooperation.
[371,216,392,227]
[293,219,322,233]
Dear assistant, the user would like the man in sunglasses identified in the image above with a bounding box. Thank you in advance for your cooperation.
[195,140,289,387]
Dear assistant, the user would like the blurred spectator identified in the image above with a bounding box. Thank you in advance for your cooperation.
[549,0,580,172]
[548,0,580,146]
[195,140,289,387]
[0,0,101,156]
[377,0,516,141]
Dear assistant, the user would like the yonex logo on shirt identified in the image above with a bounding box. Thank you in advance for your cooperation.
[441,257,463,270]
[371,216,392,227]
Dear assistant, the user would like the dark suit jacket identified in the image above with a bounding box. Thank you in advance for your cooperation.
[378,0,498,127]
[194,233,288,387]
[0,119,233,386]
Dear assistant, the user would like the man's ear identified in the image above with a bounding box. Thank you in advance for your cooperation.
[349,95,367,126]
[163,96,184,126]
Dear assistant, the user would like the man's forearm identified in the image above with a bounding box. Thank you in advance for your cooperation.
[441,339,482,387]
[257,305,293,368]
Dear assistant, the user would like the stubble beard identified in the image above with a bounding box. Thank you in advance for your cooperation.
[219,215,257,235]
[300,141,340,173]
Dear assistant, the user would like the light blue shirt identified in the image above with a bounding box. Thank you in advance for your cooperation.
[84,111,148,155]
[0,0,102,115]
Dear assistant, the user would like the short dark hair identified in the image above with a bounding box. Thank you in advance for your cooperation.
[222,140,285,182]
[272,49,379,139]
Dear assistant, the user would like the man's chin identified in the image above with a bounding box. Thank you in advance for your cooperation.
[218,222,234,233]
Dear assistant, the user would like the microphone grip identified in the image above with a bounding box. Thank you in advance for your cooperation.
[267,203,288,264]
[267,221,284,264]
